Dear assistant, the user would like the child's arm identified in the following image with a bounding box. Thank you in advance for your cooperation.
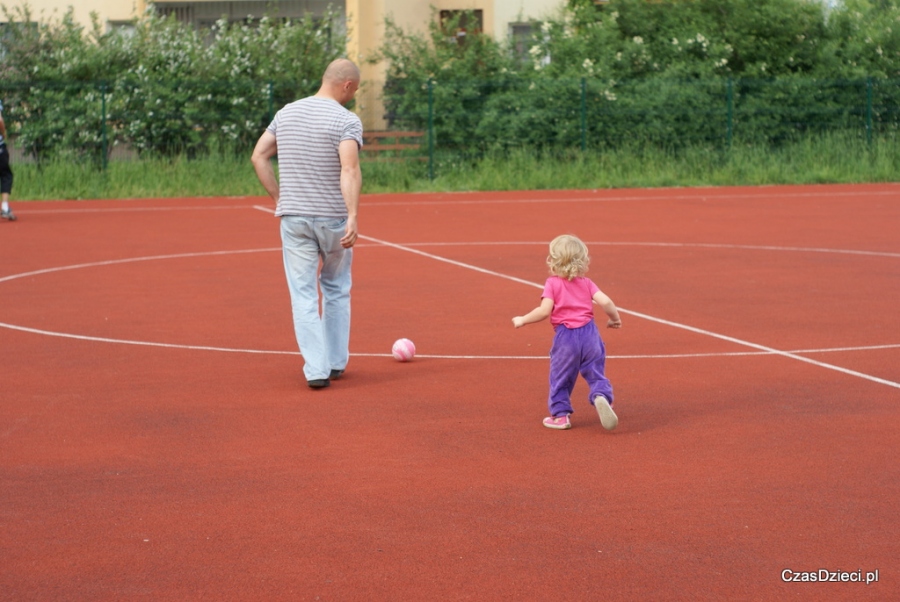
[592,290,622,329]
[512,297,554,328]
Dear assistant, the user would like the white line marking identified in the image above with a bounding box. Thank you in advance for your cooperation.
[359,235,900,389]
[9,204,262,214]
[13,185,900,215]
[2,321,896,361]
[384,241,900,259]
[791,344,900,354]
[1,231,896,387]
[360,234,543,289]
[0,322,298,354]
[0,248,280,284]
[360,187,900,207]
[4,239,893,286]
[620,308,900,388]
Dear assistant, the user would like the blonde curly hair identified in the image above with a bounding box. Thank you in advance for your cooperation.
[547,234,590,280]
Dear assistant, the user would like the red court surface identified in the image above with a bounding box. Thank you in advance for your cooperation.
[1,184,898,601]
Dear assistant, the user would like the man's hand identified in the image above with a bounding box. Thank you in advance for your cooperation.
[250,131,279,201]
[341,215,358,248]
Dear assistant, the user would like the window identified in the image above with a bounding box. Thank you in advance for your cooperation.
[152,1,340,31]
[439,9,483,43]
[157,5,194,24]
[509,22,534,65]
[0,21,38,61]
[0,23,8,61]
[106,21,137,36]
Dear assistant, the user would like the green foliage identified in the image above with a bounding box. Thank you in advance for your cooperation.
[0,3,344,160]
[2,0,899,165]
[375,10,514,148]
[377,0,900,151]
[821,0,900,77]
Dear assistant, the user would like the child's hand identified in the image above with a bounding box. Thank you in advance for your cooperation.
[512,316,525,328]
[607,318,622,329]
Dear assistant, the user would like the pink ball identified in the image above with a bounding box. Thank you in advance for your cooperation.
[392,338,416,362]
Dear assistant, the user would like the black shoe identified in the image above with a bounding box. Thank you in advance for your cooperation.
[329,369,344,380]
[307,378,330,389]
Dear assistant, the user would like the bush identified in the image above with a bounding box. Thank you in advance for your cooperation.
[0,4,344,161]
[376,0,900,151]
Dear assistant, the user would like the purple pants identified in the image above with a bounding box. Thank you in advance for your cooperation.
[548,320,614,417]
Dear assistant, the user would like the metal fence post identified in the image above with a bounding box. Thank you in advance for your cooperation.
[428,79,435,181]
[101,81,108,171]
[865,77,873,146]
[580,78,587,152]
[726,77,734,148]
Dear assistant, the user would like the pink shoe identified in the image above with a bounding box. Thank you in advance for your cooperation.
[594,395,618,431]
[543,415,572,430]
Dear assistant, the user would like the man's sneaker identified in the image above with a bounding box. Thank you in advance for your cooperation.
[594,395,618,431]
[307,378,330,389]
[543,415,572,430]
[0,209,15,221]
[329,369,344,380]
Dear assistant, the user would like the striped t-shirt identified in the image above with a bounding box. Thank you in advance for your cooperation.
[267,96,363,217]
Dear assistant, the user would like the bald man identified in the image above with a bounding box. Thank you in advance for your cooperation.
[251,59,363,389]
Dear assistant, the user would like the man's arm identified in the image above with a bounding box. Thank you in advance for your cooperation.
[338,138,361,248]
[250,130,279,202]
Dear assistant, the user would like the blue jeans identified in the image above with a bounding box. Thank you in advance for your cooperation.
[280,215,352,381]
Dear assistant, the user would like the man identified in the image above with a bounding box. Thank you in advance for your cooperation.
[251,58,363,389]
[0,99,16,221]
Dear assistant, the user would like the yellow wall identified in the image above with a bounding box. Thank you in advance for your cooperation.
[349,0,497,130]
[2,0,147,29]
[348,0,562,129]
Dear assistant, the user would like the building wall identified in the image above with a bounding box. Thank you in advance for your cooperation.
[350,0,562,129]
[1,0,341,30]
[495,0,563,39]
[1,0,148,29]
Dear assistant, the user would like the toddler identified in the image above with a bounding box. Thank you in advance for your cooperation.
[513,234,622,431]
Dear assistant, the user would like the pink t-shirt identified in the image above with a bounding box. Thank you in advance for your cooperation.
[542,276,600,328]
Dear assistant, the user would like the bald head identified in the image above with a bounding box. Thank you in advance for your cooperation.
[323,59,360,85]
[317,59,361,105]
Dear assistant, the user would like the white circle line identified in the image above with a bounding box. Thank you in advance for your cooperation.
[355,187,900,207]
[2,239,897,388]
[13,187,900,214]
[2,321,897,361]
[0,248,281,284]
[2,240,894,287]
[10,203,265,215]
[381,241,900,259]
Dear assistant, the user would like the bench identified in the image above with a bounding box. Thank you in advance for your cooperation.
[361,130,426,160]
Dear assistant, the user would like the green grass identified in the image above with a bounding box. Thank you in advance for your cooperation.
[13,133,899,201]
[15,154,265,201]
